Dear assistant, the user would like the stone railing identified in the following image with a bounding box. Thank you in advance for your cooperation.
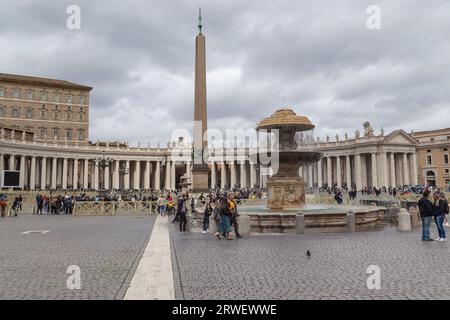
[73,201,158,216]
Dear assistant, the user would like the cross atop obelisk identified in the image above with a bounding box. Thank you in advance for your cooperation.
[191,7,210,191]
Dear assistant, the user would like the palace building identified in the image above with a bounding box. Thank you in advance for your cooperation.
[0,73,92,143]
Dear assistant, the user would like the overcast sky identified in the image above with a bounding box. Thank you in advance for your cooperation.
[1,0,449,145]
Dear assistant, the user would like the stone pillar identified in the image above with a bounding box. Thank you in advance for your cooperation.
[327,157,332,187]
[164,161,170,190]
[41,157,47,190]
[133,161,140,190]
[211,161,216,189]
[410,153,418,185]
[94,161,99,190]
[346,155,351,187]
[230,162,236,188]
[51,158,57,189]
[355,154,362,191]
[122,160,129,190]
[170,160,176,190]
[84,159,89,189]
[240,162,247,188]
[113,160,120,189]
[155,161,161,190]
[371,153,378,188]
[9,155,15,170]
[380,152,388,188]
[308,164,313,188]
[403,153,410,186]
[336,156,342,188]
[30,156,36,191]
[73,159,78,190]
[317,159,323,188]
[390,153,396,187]
[144,161,150,190]
[220,163,226,189]
[61,158,68,190]
[0,155,3,173]
[19,155,25,189]
[296,212,305,234]
[398,208,411,231]
[250,163,257,188]
[104,164,110,190]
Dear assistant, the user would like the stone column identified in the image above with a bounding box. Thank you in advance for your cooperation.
[317,159,323,188]
[113,160,120,189]
[51,158,57,189]
[355,154,362,191]
[41,157,47,190]
[211,161,216,189]
[19,155,25,189]
[390,153,396,187]
[230,162,236,188]
[250,163,257,188]
[380,152,388,188]
[30,156,36,191]
[403,153,410,186]
[123,160,129,190]
[73,159,79,190]
[171,160,176,190]
[240,162,247,188]
[154,161,161,190]
[62,158,68,190]
[164,161,170,190]
[104,164,110,190]
[144,161,150,190]
[371,153,378,188]
[220,163,226,189]
[0,155,3,173]
[94,161,99,190]
[327,157,332,187]
[346,155,351,187]
[84,159,89,189]
[410,153,418,185]
[336,156,342,188]
[308,164,313,188]
[9,155,15,170]
[133,161,140,190]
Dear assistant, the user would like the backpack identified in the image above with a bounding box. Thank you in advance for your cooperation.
[444,200,449,215]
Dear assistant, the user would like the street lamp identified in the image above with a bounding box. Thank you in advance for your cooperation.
[95,151,113,190]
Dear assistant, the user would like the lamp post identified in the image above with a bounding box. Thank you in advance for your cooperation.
[95,151,113,191]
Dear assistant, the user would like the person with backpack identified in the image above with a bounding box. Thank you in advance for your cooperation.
[418,190,434,241]
[433,192,448,241]
[215,195,232,240]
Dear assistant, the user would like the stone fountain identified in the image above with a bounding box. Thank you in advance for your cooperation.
[256,109,322,210]
[239,108,387,234]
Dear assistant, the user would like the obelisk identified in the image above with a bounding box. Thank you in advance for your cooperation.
[191,7,210,192]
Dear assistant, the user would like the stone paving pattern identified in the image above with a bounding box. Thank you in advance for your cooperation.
[170,224,450,300]
[0,215,155,300]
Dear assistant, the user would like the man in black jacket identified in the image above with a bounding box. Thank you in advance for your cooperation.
[418,190,434,241]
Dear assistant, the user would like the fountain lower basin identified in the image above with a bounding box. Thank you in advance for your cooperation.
[239,204,386,234]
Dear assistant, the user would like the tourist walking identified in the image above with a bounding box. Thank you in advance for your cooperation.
[0,194,7,217]
[202,202,213,233]
[177,194,188,233]
[418,190,434,241]
[433,192,448,241]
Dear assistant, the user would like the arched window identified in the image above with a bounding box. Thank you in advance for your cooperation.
[0,106,4,117]
[26,109,33,119]
[12,107,19,118]
[0,88,4,97]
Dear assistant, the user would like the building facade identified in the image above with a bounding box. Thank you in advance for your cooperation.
[413,128,450,187]
[0,73,92,143]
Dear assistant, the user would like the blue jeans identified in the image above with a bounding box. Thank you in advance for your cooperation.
[435,215,446,239]
[421,216,432,240]
[203,216,210,232]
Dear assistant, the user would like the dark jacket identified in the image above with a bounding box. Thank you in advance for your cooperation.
[418,197,434,217]
[434,199,449,217]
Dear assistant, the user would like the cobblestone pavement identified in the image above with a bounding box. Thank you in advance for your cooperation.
[170,224,450,300]
[0,215,155,300]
